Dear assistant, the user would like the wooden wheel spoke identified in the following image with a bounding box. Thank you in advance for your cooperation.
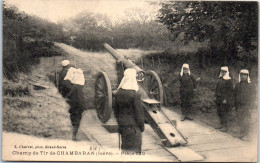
[148,77,155,89]
[97,101,104,116]
[96,96,105,103]
[150,81,158,90]
[100,99,108,117]
[97,79,105,93]
[143,70,164,105]
[96,82,103,91]
[96,88,103,95]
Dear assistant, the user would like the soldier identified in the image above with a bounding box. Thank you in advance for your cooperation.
[58,60,72,98]
[178,63,198,121]
[114,68,144,153]
[166,63,198,121]
[165,63,198,121]
[215,66,233,132]
[234,69,253,141]
[64,67,86,141]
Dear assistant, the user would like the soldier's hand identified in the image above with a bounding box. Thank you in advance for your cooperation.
[112,90,117,94]
[223,99,227,104]
[196,77,201,81]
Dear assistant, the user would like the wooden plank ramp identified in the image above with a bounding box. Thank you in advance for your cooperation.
[161,107,257,162]
[79,108,257,162]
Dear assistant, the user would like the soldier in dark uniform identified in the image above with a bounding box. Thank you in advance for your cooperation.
[114,68,144,153]
[63,66,86,141]
[215,66,233,132]
[234,69,253,141]
[67,84,85,141]
[58,60,72,98]
[165,63,199,121]
[178,63,198,121]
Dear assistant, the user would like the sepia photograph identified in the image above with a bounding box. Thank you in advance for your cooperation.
[2,0,258,162]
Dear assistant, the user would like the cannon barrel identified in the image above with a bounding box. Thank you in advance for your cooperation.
[96,43,188,146]
[103,43,143,73]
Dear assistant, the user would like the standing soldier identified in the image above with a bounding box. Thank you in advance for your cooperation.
[58,60,72,98]
[178,63,198,121]
[114,68,144,153]
[165,63,199,121]
[64,67,86,141]
[234,69,253,141]
[215,66,233,132]
[166,63,199,121]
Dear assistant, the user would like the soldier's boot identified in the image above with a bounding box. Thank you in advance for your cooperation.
[215,126,222,129]
[220,127,227,132]
[181,108,186,121]
[72,128,78,141]
[240,136,249,141]
[220,122,227,132]
[186,109,193,120]
[181,115,186,121]
[186,116,193,121]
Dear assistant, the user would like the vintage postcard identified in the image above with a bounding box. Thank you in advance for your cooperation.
[2,0,258,162]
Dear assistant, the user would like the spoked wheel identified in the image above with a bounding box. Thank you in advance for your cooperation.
[95,71,112,123]
[143,70,164,104]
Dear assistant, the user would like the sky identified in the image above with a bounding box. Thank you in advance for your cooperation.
[5,0,160,23]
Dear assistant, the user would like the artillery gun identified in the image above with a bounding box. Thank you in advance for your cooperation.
[94,43,187,147]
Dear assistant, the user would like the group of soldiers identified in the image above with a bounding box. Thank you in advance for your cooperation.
[58,60,144,152]
[175,64,253,141]
[58,59,254,153]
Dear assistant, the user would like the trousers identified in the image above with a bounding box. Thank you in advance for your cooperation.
[69,109,83,132]
[120,126,142,153]
[236,104,250,137]
[216,103,230,128]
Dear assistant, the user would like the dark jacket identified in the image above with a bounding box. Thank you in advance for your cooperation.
[215,77,233,105]
[67,84,86,112]
[179,74,197,92]
[58,66,72,97]
[114,89,144,132]
[234,81,253,107]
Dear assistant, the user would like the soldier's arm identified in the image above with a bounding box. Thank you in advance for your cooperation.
[191,75,197,89]
[233,83,238,107]
[164,74,180,87]
[249,84,256,108]
[134,93,144,132]
[225,80,234,103]
[113,96,119,119]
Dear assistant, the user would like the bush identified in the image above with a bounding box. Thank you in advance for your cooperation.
[3,3,68,80]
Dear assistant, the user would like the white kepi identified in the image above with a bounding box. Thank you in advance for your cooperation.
[180,63,191,76]
[239,69,251,83]
[117,68,139,92]
[219,66,231,80]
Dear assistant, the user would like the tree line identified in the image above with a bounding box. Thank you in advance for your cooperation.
[3,1,258,80]
[158,1,258,67]
[3,2,69,79]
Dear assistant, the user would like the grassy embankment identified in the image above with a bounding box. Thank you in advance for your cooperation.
[3,50,72,139]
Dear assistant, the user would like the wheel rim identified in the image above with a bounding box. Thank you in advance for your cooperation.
[143,70,164,105]
[95,71,112,123]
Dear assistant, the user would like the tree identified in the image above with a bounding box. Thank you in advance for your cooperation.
[158,2,258,65]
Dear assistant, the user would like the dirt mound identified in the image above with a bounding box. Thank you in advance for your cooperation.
[2,58,72,139]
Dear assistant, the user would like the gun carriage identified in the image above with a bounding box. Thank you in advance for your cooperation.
[94,43,187,147]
